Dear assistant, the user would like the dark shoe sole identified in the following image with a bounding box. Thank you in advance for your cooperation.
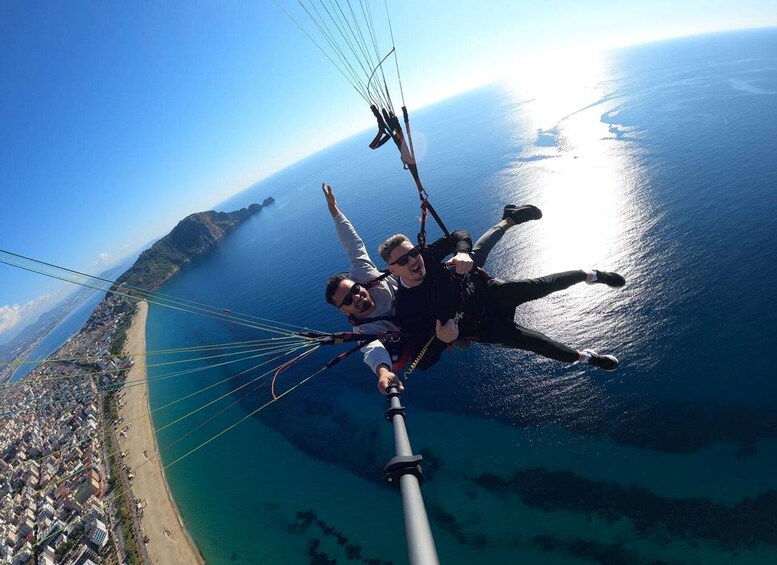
[503,205,543,223]
[594,271,626,287]
[584,350,619,371]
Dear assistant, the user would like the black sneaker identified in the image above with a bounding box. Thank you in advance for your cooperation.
[503,204,542,224]
[584,349,619,371]
[590,270,626,287]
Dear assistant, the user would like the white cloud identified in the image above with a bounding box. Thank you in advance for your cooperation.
[0,305,22,333]
[0,294,53,335]
[96,252,111,266]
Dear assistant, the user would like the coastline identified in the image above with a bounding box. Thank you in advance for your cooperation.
[118,301,206,565]
[4,332,48,383]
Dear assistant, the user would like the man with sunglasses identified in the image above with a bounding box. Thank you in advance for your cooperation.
[322,183,540,394]
[378,232,625,384]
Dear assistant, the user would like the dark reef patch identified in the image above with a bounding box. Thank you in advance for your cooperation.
[307,539,336,565]
[418,447,442,482]
[289,508,393,564]
[426,502,487,549]
[474,467,777,549]
[345,543,363,560]
[428,503,467,544]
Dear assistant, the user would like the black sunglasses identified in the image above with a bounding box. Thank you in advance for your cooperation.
[338,283,362,308]
[389,246,421,267]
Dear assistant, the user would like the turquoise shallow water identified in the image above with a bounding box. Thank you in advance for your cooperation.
[147,29,777,564]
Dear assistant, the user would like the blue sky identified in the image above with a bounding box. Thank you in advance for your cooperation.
[1,1,775,340]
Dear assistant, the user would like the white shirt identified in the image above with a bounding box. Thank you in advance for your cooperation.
[333,212,398,374]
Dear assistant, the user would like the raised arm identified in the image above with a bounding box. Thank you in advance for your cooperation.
[322,182,383,281]
[322,182,342,217]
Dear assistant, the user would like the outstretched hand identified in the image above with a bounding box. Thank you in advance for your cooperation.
[321,182,339,217]
[435,318,459,343]
[445,252,474,274]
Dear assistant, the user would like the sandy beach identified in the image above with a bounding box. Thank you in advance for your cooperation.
[119,301,205,565]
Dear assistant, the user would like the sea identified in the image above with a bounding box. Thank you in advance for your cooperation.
[142,29,777,564]
[9,289,106,382]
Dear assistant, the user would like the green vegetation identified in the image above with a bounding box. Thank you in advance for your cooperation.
[85,203,267,341]
[103,393,142,565]
[108,300,137,355]
[113,243,190,292]
[112,204,262,295]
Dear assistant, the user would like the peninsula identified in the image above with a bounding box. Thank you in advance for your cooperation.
[114,199,272,293]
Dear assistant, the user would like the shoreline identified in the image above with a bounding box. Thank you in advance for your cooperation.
[119,301,206,565]
[5,333,47,383]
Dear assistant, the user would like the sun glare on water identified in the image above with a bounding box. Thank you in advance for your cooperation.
[489,50,650,359]
[502,50,640,273]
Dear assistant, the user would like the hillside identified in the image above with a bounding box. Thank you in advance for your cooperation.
[113,198,273,292]
[83,197,274,352]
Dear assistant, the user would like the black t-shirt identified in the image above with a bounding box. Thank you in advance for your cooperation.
[395,231,478,370]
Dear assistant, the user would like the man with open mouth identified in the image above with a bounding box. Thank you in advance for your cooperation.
[322,183,540,394]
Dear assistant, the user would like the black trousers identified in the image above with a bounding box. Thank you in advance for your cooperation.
[478,270,587,363]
